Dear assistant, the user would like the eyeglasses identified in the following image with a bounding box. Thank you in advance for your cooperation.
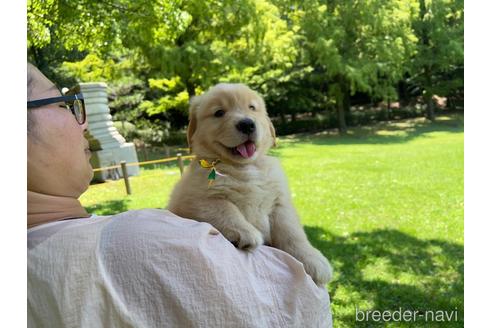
[27,93,86,125]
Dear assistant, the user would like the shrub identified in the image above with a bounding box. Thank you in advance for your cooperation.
[113,121,139,141]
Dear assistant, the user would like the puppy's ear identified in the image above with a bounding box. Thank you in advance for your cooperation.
[187,95,202,151]
[268,118,277,147]
[255,93,276,148]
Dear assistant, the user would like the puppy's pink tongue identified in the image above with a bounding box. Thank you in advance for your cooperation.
[236,141,256,158]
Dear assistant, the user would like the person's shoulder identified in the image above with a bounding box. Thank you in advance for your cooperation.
[118,208,215,228]
[110,208,191,223]
[102,209,217,237]
[29,209,215,249]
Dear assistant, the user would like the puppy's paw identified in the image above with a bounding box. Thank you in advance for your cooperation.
[298,247,333,286]
[224,227,264,251]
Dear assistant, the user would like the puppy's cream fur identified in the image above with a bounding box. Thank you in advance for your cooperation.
[168,83,333,285]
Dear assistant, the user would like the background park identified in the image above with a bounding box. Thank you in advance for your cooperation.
[28,0,464,326]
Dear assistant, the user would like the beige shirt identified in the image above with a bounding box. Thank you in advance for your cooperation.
[28,209,332,327]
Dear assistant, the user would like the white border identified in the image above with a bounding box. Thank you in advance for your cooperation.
[464,2,492,327]
[0,0,27,326]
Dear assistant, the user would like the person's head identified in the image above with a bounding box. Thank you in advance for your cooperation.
[27,63,93,198]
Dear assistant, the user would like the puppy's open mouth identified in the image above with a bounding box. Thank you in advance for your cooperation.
[231,140,256,159]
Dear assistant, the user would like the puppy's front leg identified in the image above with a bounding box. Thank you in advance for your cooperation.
[178,198,264,251]
[270,197,333,286]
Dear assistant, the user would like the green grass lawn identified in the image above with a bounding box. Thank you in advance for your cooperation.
[81,114,464,327]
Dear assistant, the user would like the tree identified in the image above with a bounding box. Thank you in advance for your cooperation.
[299,0,417,133]
[409,0,464,120]
[117,0,257,98]
[28,0,463,134]
[223,0,304,120]
[28,0,297,129]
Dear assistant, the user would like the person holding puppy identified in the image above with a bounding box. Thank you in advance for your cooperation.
[27,63,333,327]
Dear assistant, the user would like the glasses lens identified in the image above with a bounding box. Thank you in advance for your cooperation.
[72,99,86,124]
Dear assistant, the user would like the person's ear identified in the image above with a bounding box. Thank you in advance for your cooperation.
[187,95,202,151]
[268,118,277,147]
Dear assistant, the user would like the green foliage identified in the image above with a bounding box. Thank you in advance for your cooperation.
[27,0,463,134]
[144,77,190,116]
[27,0,55,48]
[142,92,188,116]
[28,0,122,53]
[120,0,259,95]
[300,0,419,124]
[409,0,464,97]
[112,121,139,141]
[58,53,115,82]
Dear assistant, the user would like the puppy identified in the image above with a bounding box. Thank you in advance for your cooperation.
[168,83,333,285]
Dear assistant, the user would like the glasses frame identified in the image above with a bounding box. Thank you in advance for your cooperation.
[27,93,86,125]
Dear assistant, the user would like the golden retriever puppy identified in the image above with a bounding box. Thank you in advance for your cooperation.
[168,83,333,285]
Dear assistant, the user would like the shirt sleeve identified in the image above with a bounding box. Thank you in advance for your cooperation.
[28,209,332,328]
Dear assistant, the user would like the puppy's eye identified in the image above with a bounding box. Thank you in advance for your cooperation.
[214,109,225,117]
[249,105,256,111]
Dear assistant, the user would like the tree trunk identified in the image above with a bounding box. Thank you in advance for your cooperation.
[423,67,435,121]
[398,80,409,108]
[280,112,286,124]
[342,83,351,126]
[425,96,435,121]
[419,0,435,122]
[291,113,297,122]
[337,93,347,134]
[383,100,390,121]
[333,76,348,135]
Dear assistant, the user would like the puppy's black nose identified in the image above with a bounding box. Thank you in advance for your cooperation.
[236,118,256,134]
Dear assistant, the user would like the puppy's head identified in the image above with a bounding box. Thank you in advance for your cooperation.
[187,83,276,164]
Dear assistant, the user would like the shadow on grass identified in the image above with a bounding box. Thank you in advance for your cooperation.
[84,199,130,216]
[269,115,464,156]
[305,227,464,327]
